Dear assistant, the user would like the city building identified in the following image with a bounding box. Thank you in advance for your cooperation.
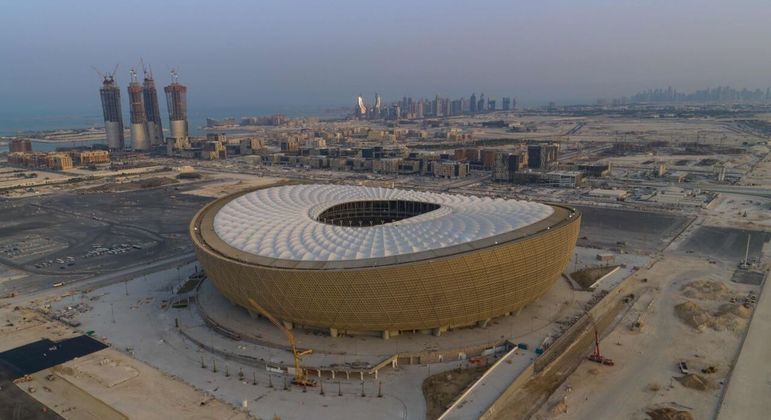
[527,143,559,169]
[127,69,150,151]
[142,65,164,147]
[433,160,469,178]
[493,150,528,182]
[165,70,189,153]
[577,162,612,177]
[99,71,124,150]
[75,150,110,165]
[9,138,32,153]
[191,184,580,337]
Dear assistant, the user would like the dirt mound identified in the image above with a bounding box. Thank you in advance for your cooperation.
[647,407,694,420]
[715,303,753,319]
[675,301,747,332]
[675,302,712,330]
[680,280,732,301]
[675,374,713,391]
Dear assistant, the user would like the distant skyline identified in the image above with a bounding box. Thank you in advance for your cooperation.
[2,0,771,117]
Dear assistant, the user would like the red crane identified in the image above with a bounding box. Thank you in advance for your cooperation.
[587,328,614,366]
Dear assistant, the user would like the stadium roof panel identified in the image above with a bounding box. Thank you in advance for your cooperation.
[212,184,554,263]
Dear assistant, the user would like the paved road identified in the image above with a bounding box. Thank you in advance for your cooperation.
[716,271,771,420]
[439,347,529,420]
[3,252,196,304]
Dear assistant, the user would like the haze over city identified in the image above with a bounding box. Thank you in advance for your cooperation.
[3,0,771,117]
[1,1,770,420]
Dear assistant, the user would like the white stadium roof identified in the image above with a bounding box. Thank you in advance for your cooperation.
[213,184,554,263]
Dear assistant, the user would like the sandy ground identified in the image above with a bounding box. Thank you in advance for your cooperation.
[531,255,759,420]
[0,298,251,420]
[182,173,284,198]
[20,349,251,420]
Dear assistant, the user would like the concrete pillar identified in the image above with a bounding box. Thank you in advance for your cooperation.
[360,371,364,381]
[392,359,397,369]
[282,321,293,331]
[318,369,321,378]
[329,328,338,338]
[346,371,350,380]
[374,369,378,380]
[331,370,335,379]
[382,330,390,340]
[477,318,491,328]
[432,326,448,337]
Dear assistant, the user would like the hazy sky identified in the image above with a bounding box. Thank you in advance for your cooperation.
[2,0,771,116]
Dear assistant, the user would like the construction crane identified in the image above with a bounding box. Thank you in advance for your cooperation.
[247,298,316,387]
[587,327,614,366]
[91,63,120,82]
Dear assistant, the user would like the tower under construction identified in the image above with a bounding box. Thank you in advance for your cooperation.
[127,68,150,151]
[142,63,164,147]
[164,70,188,151]
[98,67,124,150]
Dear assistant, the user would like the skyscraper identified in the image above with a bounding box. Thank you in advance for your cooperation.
[356,95,367,118]
[99,70,124,150]
[164,70,188,148]
[142,64,164,147]
[477,93,485,113]
[470,93,477,113]
[373,93,381,118]
[127,69,150,151]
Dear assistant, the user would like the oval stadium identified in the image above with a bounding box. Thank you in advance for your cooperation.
[190,184,581,337]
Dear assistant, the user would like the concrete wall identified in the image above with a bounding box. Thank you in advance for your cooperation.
[478,364,535,420]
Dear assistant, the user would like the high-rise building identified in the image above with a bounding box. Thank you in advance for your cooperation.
[470,93,477,113]
[493,151,527,182]
[99,71,124,150]
[478,93,485,113]
[416,100,424,119]
[356,95,367,118]
[127,69,150,151]
[528,143,560,169]
[164,70,188,150]
[373,93,381,118]
[142,65,164,147]
[502,97,511,111]
[488,99,496,111]
[9,138,32,153]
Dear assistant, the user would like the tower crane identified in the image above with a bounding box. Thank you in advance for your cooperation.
[247,298,316,387]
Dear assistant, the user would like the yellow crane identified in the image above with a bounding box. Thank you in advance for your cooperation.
[247,298,316,387]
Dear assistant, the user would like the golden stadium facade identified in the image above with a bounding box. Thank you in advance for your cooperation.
[190,184,580,337]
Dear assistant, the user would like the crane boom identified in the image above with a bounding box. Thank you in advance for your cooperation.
[246,298,315,386]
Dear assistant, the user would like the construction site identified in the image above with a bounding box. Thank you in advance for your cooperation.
[0,106,769,420]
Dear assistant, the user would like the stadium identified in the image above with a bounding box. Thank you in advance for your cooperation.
[190,184,581,337]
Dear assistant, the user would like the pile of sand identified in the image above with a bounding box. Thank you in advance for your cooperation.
[680,280,732,301]
[675,302,713,330]
[647,407,694,420]
[674,301,748,332]
[675,374,713,391]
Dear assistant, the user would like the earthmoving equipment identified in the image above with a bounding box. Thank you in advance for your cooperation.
[587,328,614,366]
[247,298,316,387]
